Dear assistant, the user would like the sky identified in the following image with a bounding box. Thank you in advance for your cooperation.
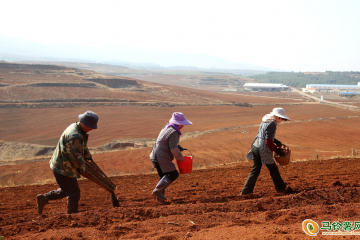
[0,0,359,72]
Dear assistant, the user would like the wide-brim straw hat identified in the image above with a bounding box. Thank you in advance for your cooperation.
[169,112,192,125]
[270,108,290,121]
[78,110,99,129]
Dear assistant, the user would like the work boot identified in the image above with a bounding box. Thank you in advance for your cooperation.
[37,194,49,215]
[156,190,166,202]
[153,176,172,200]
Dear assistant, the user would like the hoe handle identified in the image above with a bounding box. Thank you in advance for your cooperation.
[81,170,115,193]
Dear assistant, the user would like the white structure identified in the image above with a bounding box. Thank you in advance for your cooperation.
[301,88,318,93]
[243,83,289,92]
[305,82,360,92]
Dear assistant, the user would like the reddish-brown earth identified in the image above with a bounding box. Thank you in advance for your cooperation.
[2,63,360,239]
[1,158,360,239]
[2,104,360,188]
[1,104,358,147]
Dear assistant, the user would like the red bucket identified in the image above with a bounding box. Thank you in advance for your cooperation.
[177,156,193,174]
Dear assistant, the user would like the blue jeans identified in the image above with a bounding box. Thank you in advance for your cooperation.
[46,170,81,214]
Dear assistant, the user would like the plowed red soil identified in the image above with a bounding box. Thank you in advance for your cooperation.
[3,63,360,239]
[1,158,360,239]
[1,104,358,146]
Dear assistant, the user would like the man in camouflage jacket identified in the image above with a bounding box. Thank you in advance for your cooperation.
[36,110,99,214]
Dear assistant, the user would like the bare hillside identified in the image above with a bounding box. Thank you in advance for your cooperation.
[0,62,271,108]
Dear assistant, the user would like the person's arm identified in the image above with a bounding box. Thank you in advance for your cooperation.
[265,122,278,152]
[83,145,92,160]
[168,132,185,161]
[65,137,86,174]
[265,139,278,151]
[171,148,185,161]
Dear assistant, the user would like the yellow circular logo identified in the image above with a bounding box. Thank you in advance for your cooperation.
[302,219,319,236]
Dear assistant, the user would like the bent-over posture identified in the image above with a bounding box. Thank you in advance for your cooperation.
[36,110,99,214]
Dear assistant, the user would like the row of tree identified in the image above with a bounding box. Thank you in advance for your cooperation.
[249,72,360,88]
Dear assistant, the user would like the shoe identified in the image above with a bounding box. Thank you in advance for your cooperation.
[156,196,166,202]
[283,186,294,194]
[240,191,251,196]
[156,190,166,202]
[276,186,293,194]
[153,176,172,200]
[37,194,48,215]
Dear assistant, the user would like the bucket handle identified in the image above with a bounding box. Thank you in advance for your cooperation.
[183,149,193,158]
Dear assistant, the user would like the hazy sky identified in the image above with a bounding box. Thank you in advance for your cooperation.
[1,0,359,72]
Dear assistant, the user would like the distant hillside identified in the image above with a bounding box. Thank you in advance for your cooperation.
[0,34,283,73]
[17,60,253,91]
[249,71,360,88]
[0,61,259,108]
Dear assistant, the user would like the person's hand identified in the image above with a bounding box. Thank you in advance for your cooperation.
[171,147,185,161]
[178,145,187,151]
[274,139,282,147]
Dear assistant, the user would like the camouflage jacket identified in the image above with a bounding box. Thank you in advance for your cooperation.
[50,122,91,178]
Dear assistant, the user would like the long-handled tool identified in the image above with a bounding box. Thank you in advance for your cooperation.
[81,159,120,207]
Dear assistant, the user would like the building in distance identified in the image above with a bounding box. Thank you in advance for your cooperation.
[243,83,289,92]
[339,92,360,97]
[305,83,360,92]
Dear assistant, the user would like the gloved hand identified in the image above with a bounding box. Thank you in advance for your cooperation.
[178,145,187,151]
[274,139,282,147]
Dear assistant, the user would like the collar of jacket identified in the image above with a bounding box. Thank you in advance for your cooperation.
[76,121,89,138]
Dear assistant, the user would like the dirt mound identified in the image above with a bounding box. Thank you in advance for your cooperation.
[0,142,54,163]
[1,158,360,239]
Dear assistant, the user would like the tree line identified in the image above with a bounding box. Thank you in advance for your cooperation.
[249,71,360,88]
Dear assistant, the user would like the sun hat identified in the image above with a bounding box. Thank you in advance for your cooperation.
[78,110,99,129]
[270,108,290,121]
[169,112,192,125]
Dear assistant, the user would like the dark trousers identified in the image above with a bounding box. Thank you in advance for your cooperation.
[46,171,81,214]
[153,161,179,182]
[242,145,286,194]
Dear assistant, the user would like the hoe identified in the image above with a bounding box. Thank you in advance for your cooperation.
[81,159,120,207]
